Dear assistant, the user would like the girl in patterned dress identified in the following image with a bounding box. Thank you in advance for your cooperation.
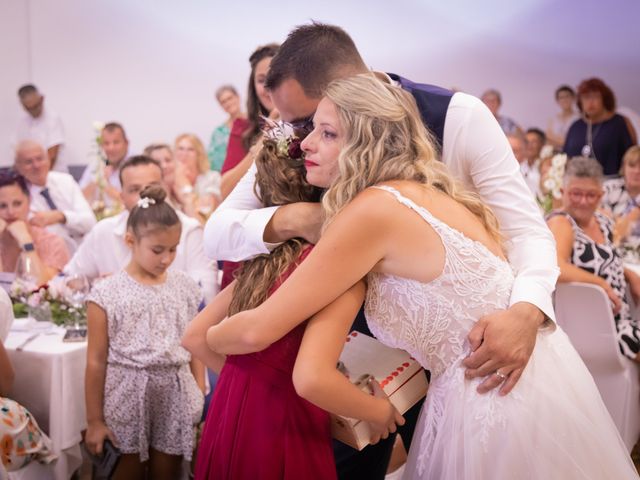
[84,185,204,480]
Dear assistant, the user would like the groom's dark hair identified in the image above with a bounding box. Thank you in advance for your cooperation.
[265,21,368,98]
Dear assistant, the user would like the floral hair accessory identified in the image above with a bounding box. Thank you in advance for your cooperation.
[137,197,156,209]
[262,118,306,162]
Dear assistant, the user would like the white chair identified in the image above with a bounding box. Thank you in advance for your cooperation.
[554,281,640,451]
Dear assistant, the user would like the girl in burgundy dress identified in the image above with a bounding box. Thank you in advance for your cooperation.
[183,123,351,479]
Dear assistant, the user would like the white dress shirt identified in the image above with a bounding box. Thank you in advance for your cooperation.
[203,91,559,321]
[0,288,13,341]
[64,210,218,303]
[519,158,542,198]
[29,171,96,253]
[15,107,67,172]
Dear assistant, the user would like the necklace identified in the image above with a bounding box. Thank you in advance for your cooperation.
[581,118,603,158]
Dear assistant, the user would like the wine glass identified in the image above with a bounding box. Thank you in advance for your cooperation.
[14,251,40,290]
[64,274,90,329]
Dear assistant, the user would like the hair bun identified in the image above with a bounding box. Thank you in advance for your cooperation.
[139,184,167,204]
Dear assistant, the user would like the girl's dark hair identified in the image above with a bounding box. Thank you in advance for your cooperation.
[126,185,180,237]
[577,77,616,112]
[241,43,280,151]
[0,169,29,196]
[228,139,322,315]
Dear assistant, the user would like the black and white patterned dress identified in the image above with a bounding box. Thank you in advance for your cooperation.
[549,210,640,359]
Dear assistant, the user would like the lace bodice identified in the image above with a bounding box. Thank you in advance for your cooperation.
[364,186,515,378]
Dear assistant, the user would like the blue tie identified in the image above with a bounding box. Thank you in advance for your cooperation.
[40,187,58,210]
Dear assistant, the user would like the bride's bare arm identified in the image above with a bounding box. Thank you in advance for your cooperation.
[205,190,391,354]
[293,280,404,442]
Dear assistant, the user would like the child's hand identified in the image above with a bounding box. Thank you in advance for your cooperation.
[367,378,405,445]
[85,421,118,456]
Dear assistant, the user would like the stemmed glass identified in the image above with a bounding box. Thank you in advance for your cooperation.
[64,274,90,329]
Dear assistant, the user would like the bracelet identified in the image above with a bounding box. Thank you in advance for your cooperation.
[22,242,35,252]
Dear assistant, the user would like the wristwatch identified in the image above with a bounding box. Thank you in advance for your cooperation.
[22,242,35,252]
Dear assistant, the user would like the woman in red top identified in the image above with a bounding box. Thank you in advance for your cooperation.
[219,43,279,288]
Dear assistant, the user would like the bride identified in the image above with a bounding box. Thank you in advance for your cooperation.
[206,75,638,479]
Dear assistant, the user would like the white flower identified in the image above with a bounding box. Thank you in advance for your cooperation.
[552,188,563,199]
[551,153,567,168]
[540,145,554,160]
[137,197,156,209]
[92,121,105,132]
[543,178,556,191]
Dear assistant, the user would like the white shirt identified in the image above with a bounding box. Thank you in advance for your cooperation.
[0,288,13,341]
[29,171,97,253]
[203,91,559,320]
[15,107,67,172]
[519,158,541,198]
[64,210,218,303]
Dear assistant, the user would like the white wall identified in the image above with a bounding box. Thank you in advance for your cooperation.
[1,0,639,168]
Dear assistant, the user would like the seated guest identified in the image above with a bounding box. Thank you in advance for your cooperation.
[174,133,221,220]
[602,146,640,245]
[0,170,70,285]
[144,143,200,220]
[507,133,527,164]
[79,122,129,207]
[1,289,56,475]
[64,155,218,303]
[547,156,640,361]
[481,88,524,137]
[546,85,579,150]
[14,84,67,172]
[520,128,546,197]
[564,77,637,176]
[13,139,95,253]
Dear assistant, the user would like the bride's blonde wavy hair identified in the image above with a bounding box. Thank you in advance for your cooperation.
[322,75,501,241]
[228,140,322,315]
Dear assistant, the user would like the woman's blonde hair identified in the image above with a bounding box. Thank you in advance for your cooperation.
[228,139,322,315]
[322,74,501,241]
[174,133,209,175]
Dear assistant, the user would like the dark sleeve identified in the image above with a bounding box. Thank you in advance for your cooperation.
[563,120,582,157]
[220,118,250,175]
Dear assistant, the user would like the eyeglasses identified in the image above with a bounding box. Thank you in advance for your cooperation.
[567,189,601,202]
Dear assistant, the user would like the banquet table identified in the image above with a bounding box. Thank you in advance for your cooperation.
[4,323,87,480]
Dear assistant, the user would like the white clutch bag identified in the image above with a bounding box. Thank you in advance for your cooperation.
[331,331,429,450]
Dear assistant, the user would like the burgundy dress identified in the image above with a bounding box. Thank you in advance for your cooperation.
[195,246,336,479]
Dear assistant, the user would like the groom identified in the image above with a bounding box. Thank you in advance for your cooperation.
[205,23,558,478]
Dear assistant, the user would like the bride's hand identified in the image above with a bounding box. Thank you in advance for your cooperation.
[368,379,405,444]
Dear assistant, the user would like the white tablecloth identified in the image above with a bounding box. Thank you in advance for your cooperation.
[5,325,86,480]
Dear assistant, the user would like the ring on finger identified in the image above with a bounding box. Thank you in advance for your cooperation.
[494,370,507,380]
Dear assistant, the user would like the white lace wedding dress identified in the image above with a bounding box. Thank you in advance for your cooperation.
[365,186,638,479]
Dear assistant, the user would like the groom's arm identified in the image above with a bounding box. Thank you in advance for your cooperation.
[204,163,323,261]
[444,93,559,394]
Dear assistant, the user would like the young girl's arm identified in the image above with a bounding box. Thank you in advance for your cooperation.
[84,301,118,455]
[190,358,206,394]
[206,190,392,354]
[182,282,235,373]
[293,280,404,444]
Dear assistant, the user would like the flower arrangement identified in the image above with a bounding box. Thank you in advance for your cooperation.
[10,279,86,326]
[538,153,567,214]
[263,119,305,162]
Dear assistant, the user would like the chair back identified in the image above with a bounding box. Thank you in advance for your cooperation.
[555,282,640,451]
